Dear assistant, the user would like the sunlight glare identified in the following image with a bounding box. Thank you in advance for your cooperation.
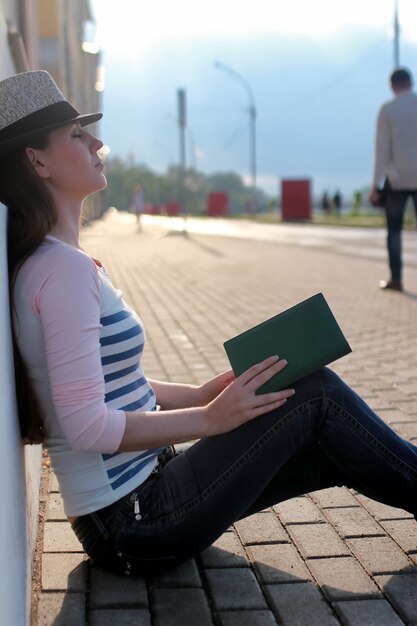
[91,0,417,59]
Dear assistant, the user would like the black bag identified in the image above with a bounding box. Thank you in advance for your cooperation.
[371,179,390,209]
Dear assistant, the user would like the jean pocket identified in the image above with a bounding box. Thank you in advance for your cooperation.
[104,547,182,576]
[119,475,161,523]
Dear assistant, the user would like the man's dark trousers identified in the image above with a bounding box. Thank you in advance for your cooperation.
[384,189,417,282]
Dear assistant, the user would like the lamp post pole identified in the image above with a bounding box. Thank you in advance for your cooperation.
[214,60,257,197]
[177,88,187,211]
[177,88,188,233]
[393,0,400,67]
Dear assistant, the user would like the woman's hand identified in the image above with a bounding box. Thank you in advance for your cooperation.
[204,356,295,436]
[120,357,294,452]
[197,369,236,405]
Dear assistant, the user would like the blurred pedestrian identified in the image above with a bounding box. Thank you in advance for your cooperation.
[333,190,342,216]
[131,183,145,231]
[321,191,330,214]
[369,67,417,292]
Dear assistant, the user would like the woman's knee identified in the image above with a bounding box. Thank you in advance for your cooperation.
[293,367,339,396]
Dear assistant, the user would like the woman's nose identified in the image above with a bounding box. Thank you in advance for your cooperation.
[89,134,103,152]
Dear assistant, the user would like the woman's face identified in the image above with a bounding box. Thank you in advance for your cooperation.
[29,122,106,200]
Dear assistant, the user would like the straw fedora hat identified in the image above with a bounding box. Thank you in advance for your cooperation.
[0,70,102,156]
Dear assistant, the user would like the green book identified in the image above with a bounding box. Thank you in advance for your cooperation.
[223,293,352,394]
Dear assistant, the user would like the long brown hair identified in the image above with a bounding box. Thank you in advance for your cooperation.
[1,135,57,444]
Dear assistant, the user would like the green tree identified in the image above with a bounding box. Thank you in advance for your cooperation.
[105,163,270,215]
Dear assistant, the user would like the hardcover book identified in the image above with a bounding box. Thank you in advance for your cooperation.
[223,293,352,394]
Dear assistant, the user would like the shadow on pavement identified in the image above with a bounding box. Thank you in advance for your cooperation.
[49,548,417,625]
[160,229,225,258]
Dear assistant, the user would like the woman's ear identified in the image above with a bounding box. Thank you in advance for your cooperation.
[25,147,50,179]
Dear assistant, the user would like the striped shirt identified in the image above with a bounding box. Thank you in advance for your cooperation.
[14,236,164,516]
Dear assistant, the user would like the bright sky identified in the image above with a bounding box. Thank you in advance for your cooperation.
[89,0,417,197]
[91,0,417,56]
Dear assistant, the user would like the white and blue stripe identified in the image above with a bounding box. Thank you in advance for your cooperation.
[98,267,160,492]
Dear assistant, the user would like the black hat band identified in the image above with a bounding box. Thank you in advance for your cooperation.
[0,100,80,143]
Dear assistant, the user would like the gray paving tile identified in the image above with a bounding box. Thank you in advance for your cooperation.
[274,496,324,524]
[89,608,151,626]
[46,493,66,521]
[287,523,350,558]
[200,531,248,568]
[247,543,312,583]
[374,408,415,424]
[43,521,83,553]
[89,566,148,608]
[234,511,288,544]
[152,588,212,625]
[265,582,340,626]
[36,592,85,626]
[395,421,417,439]
[310,487,360,509]
[205,568,267,610]
[41,553,87,591]
[333,599,405,626]
[217,609,278,625]
[307,556,380,601]
[347,536,412,574]
[376,573,417,623]
[149,558,202,587]
[323,506,385,538]
[379,518,417,553]
[354,495,413,521]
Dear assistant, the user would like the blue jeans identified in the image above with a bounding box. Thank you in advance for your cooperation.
[73,368,417,575]
[384,189,417,281]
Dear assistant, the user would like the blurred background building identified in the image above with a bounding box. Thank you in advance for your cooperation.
[0,0,103,218]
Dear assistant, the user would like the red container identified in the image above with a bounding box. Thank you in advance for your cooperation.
[207,192,228,217]
[166,201,180,216]
[281,179,311,221]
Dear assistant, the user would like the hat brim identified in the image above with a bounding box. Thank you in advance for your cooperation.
[0,111,103,157]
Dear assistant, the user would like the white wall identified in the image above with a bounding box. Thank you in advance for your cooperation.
[0,9,42,624]
[0,206,42,626]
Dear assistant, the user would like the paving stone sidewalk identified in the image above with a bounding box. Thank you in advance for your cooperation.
[34,211,417,626]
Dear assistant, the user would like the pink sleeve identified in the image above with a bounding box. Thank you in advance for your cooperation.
[33,245,126,453]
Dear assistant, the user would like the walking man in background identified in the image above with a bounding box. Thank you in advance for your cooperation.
[369,67,417,292]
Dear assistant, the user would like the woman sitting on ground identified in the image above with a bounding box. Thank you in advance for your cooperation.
[2,70,417,576]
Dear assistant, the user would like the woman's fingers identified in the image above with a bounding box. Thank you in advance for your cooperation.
[239,356,288,391]
[245,387,295,417]
[250,396,291,418]
[254,387,295,407]
[238,356,280,384]
[206,357,296,434]
[226,387,295,424]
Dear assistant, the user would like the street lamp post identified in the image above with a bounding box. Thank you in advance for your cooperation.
[214,60,257,195]
[393,0,400,67]
[177,89,188,234]
[177,88,187,211]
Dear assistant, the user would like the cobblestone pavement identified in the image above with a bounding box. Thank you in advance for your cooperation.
[35,211,417,625]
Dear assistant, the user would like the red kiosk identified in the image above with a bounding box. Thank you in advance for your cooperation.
[207,192,229,217]
[281,179,312,221]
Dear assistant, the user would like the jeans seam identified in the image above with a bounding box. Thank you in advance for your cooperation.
[324,398,417,481]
